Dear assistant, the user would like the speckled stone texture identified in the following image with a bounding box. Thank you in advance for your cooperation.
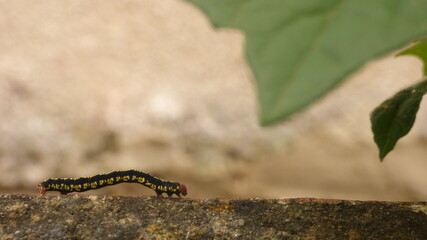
[0,194,426,239]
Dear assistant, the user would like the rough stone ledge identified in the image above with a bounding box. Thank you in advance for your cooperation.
[0,194,426,239]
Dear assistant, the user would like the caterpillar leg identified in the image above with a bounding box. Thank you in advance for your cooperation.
[156,193,164,198]
[60,192,68,196]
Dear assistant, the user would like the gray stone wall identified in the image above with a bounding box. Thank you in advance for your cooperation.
[1,195,426,239]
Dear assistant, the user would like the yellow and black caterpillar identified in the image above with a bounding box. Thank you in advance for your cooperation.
[38,170,187,198]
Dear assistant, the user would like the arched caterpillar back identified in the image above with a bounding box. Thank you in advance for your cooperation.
[38,170,187,198]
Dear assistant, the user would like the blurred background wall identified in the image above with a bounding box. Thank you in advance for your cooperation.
[0,0,426,200]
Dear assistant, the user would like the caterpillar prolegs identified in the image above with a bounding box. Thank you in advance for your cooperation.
[38,170,188,198]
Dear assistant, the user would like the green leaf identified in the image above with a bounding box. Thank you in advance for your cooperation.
[397,39,427,76]
[370,78,427,160]
[187,0,427,125]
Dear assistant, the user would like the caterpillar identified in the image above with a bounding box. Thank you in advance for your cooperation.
[38,170,187,198]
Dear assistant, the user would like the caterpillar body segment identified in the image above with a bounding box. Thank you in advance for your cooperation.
[38,170,188,198]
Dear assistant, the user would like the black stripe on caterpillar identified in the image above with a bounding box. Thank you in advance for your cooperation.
[38,170,187,198]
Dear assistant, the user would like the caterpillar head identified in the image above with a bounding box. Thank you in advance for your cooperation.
[38,184,46,195]
[179,184,187,196]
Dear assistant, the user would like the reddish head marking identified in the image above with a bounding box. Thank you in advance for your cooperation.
[38,184,46,195]
[179,184,187,196]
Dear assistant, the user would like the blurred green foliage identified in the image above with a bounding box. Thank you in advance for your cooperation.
[188,0,427,160]
[370,78,427,160]
[369,40,427,160]
[398,40,427,76]
[188,0,427,125]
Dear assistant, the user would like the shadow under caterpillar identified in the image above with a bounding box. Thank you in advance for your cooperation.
[38,170,187,198]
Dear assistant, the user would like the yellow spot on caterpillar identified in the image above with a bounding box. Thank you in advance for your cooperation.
[116,176,122,182]
[131,175,137,181]
[137,177,145,183]
[107,178,114,184]
[123,176,130,181]
[91,182,98,188]
[83,183,90,189]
